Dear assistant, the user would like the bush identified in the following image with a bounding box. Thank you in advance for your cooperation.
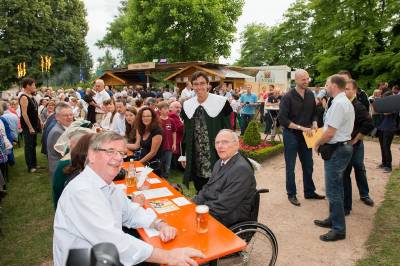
[243,120,261,146]
[240,143,284,162]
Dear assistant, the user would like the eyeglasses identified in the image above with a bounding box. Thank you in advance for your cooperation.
[95,148,127,158]
[215,140,236,146]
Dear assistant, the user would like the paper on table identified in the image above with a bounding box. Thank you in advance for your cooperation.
[172,197,192,206]
[134,187,173,199]
[303,128,324,148]
[135,167,144,172]
[137,166,153,187]
[143,227,160,238]
[147,178,161,184]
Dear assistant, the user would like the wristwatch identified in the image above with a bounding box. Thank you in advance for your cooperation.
[296,125,301,130]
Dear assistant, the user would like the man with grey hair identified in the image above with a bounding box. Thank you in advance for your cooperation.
[53,131,204,266]
[193,129,257,227]
[93,79,111,123]
[278,69,324,206]
[47,102,74,177]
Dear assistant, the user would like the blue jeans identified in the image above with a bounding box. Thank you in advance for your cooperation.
[324,144,353,234]
[161,150,173,178]
[343,141,370,212]
[240,114,254,135]
[283,129,316,197]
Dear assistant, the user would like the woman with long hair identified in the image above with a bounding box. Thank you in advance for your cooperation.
[100,99,117,130]
[125,106,138,148]
[130,107,163,174]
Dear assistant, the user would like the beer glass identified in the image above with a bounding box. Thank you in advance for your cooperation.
[196,205,209,233]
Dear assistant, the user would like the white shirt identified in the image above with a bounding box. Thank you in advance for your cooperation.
[230,99,240,113]
[53,166,156,266]
[162,91,172,99]
[93,89,111,113]
[180,88,195,101]
[100,112,117,131]
[324,92,355,144]
[113,112,126,136]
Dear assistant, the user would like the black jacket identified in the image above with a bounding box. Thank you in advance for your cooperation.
[193,153,257,227]
[351,99,374,139]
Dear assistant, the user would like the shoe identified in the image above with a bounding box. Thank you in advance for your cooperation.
[305,193,325,200]
[376,164,385,169]
[345,210,350,216]
[288,196,301,206]
[35,165,45,170]
[383,167,392,173]
[361,197,374,206]
[320,230,346,242]
[314,218,332,228]
[29,168,37,173]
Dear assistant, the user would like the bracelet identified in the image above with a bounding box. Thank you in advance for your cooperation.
[154,218,166,230]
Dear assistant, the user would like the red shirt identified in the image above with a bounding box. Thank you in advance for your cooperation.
[168,112,184,154]
[161,117,176,151]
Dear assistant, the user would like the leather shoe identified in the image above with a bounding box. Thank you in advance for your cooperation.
[305,193,325,200]
[288,196,301,206]
[361,197,374,206]
[345,210,350,216]
[320,230,345,242]
[314,219,332,228]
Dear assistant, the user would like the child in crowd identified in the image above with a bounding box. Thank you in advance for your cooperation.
[158,101,176,179]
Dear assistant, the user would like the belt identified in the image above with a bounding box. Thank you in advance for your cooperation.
[330,141,350,145]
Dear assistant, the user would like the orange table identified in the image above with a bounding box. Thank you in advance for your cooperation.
[115,162,246,264]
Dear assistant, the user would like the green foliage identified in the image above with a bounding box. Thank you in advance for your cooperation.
[97,0,244,64]
[237,0,400,88]
[356,169,400,266]
[240,143,284,162]
[243,120,261,147]
[96,49,117,76]
[0,0,92,89]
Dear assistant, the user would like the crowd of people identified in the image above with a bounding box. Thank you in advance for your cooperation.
[0,68,398,264]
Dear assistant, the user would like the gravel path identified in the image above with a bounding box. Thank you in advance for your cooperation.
[255,140,400,266]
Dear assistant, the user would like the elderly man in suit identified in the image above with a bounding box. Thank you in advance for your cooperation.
[193,129,257,227]
[47,102,74,177]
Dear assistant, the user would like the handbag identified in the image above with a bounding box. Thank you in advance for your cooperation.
[318,143,339,160]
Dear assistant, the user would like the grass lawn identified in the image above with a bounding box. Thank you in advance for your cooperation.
[356,169,400,265]
[0,145,191,265]
[0,145,54,266]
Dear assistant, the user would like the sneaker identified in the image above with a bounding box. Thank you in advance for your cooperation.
[29,168,37,173]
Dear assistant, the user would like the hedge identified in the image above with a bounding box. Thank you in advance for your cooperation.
[240,143,284,162]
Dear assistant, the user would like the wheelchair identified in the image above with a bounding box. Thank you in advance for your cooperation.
[217,189,278,266]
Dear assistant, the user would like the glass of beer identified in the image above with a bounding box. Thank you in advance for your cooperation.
[125,173,137,189]
[196,205,209,233]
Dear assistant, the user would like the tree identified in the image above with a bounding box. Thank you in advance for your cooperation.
[0,0,91,89]
[236,23,279,66]
[97,0,244,64]
[96,49,117,76]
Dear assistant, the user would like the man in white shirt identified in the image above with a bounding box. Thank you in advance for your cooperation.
[93,79,111,123]
[314,75,355,242]
[53,131,203,266]
[180,81,195,101]
[113,99,127,136]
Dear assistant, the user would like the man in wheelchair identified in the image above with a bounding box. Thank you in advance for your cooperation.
[193,129,257,227]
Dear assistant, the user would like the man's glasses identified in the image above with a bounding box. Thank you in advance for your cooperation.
[95,148,127,158]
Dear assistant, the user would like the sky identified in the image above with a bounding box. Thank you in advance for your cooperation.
[83,0,296,65]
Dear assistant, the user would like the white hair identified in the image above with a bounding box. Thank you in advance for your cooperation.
[217,129,239,142]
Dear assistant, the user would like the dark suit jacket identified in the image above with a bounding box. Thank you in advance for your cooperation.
[47,122,65,177]
[193,153,257,227]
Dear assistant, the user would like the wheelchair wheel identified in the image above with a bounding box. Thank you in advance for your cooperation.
[217,221,278,266]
